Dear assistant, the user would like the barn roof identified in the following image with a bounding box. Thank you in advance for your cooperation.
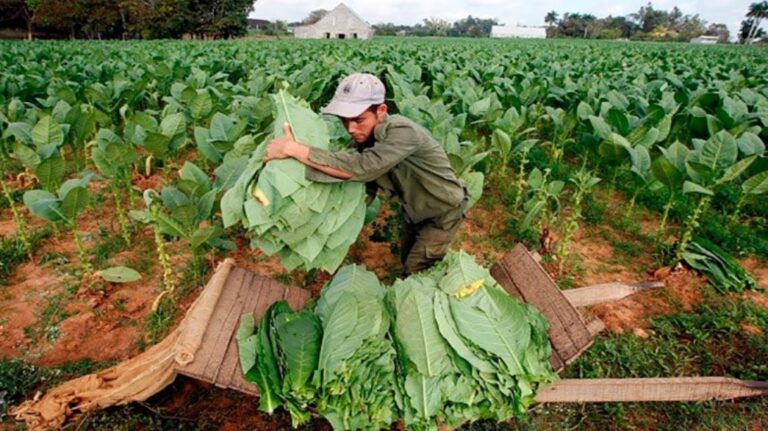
[298,3,371,31]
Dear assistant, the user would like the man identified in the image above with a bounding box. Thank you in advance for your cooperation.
[265,73,467,275]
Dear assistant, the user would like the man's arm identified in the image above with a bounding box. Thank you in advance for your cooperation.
[264,123,353,180]
[267,121,420,183]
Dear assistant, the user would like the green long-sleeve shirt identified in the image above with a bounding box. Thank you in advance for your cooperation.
[306,114,465,223]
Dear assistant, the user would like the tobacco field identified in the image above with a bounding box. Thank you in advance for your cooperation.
[1,38,768,430]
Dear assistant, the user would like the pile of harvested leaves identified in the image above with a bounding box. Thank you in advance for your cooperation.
[222,90,366,272]
[237,251,556,430]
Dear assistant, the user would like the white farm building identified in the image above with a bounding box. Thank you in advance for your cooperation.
[491,25,547,39]
[690,35,719,44]
[294,3,374,40]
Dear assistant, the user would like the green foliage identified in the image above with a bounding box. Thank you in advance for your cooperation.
[570,298,768,381]
[238,265,396,429]
[222,90,367,273]
[22,175,95,275]
[314,265,397,430]
[0,358,47,408]
[0,228,49,283]
[546,295,768,430]
[237,252,555,430]
[681,237,756,293]
[389,251,556,429]
[237,301,322,426]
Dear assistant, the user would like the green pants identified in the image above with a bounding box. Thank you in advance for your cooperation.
[400,200,467,275]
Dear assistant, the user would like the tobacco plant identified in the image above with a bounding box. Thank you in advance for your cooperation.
[23,175,94,276]
[91,128,138,245]
[555,169,601,268]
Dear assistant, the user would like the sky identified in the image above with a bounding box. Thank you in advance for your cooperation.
[249,0,752,40]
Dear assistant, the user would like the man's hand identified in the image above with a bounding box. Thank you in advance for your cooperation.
[262,122,354,180]
[264,123,298,162]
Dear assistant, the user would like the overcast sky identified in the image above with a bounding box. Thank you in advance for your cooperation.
[249,0,752,39]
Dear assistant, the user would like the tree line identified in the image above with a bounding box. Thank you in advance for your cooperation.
[2,1,765,43]
[545,4,728,42]
[0,0,254,40]
[546,2,768,44]
[373,16,499,37]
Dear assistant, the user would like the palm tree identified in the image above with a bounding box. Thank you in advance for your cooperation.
[545,11,558,27]
[746,1,768,44]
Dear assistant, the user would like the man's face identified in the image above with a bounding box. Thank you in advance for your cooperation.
[341,104,387,144]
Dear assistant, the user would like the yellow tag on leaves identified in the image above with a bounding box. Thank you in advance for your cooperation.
[252,187,270,207]
[454,279,484,299]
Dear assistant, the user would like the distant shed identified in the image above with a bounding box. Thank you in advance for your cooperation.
[690,35,719,44]
[294,3,374,39]
[247,19,270,30]
[491,25,546,39]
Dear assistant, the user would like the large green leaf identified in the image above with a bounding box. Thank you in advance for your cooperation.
[209,112,234,142]
[144,131,170,157]
[23,190,63,222]
[160,112,186,137]
[274,310,322,396]
[660,141,689,173]
[194,126,221,162]
[155,212,188,238]
[736,132,765,156]
[598,133,631,161]
[392,280,451,376]
[718,155,756,184]
[179,161,212,190]
[683,181,714,196]
[35,155,65,192]
[196,189,216,221]
[461,171,484,208]
[651,156,684,188]
[634,127,659,149]
[220,157,263,227]
[588,115,612,140]
[315,264,383,320]
[161,186,191,210]
[433,293,494,373]
[190,90,213,120]
[491,129,511,159]
[317,294,363,381]
[576,101,594,120]
[606,108,629,135]
[629,146,652,182]
[450,286,530,375]
[13,142,40,169]
[742,171,768,195]
[60,186,89,220]
[97,267,141,283]
[254,301,291,413]
[189,225,223,249]
[6,122,33,145]
[404,374,442,420]
[700,130,738,172]
[214,156,248,191]
[438,250,489,296]
[31,116,64,148]
[91,139,137,178]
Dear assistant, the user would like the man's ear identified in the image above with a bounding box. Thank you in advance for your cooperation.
[376,103,388,121]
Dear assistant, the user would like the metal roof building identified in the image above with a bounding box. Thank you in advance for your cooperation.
[294,3,374,39]
[690,35,719,44]
[491,25,547,39]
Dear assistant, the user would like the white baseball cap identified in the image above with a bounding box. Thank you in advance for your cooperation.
[321,73,386,118]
